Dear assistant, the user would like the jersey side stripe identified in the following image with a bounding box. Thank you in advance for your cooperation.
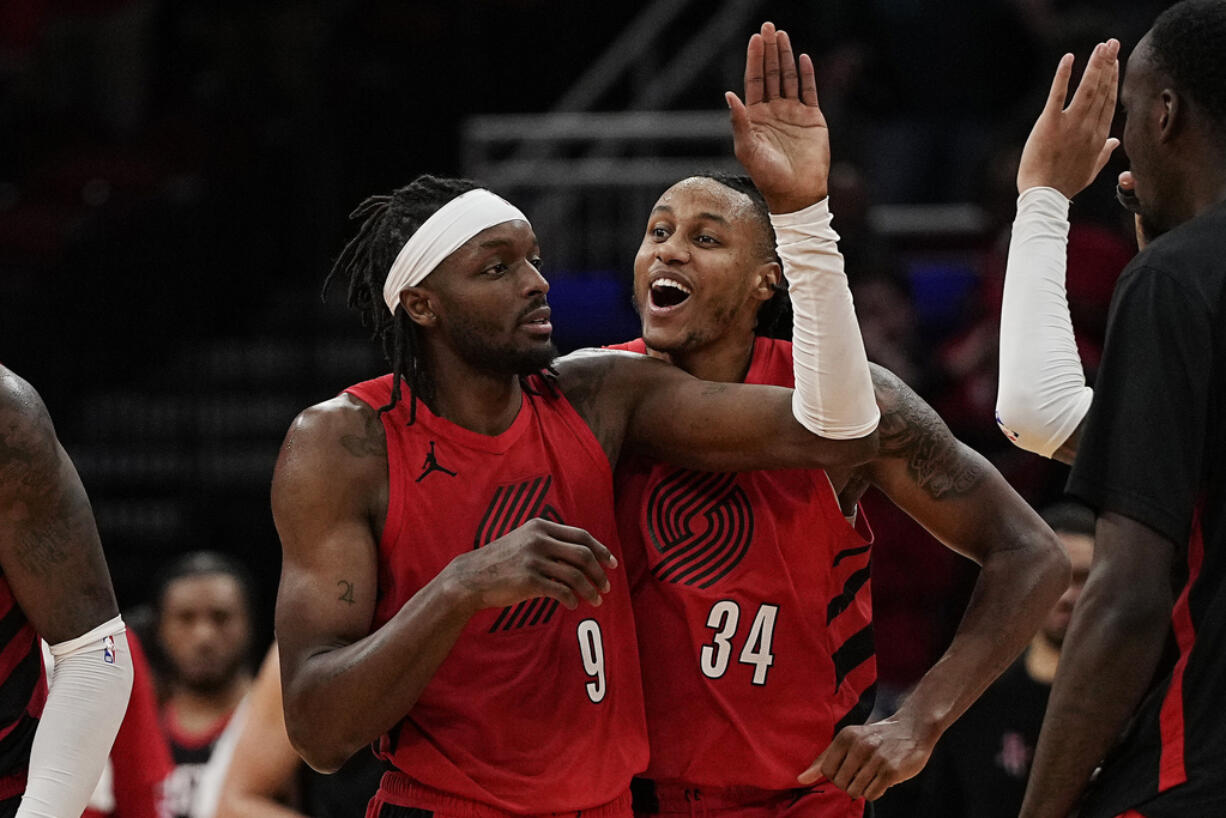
[1157,505,1204,791]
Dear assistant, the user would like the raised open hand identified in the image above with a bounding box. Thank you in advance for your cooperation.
[726,22,829,213]
[1017,39,1121,198]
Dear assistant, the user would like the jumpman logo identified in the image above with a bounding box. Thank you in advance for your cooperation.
[417,441,457,482]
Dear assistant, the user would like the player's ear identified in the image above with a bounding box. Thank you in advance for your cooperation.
[400,287,438,327]
[751,260,782,302]
[1158,88,1180,144]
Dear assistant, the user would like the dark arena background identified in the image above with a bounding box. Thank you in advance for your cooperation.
[0,0,1173,800]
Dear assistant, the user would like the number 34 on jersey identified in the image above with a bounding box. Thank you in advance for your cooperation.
[700,600,779,686]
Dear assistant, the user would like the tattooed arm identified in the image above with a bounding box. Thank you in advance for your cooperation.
[273,395,613,772]
[556,350,876,472]
[803,364,1069,800]
[0,368,119,642]
[0,367,132,818]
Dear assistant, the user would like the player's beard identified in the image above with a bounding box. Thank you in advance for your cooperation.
[446,306,557,377]
[179,651,249,697]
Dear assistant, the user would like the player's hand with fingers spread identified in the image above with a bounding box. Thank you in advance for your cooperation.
[443,518,617,613]
[1017,39,1122,198]
[798,712,937,802]
[727,21,830,213]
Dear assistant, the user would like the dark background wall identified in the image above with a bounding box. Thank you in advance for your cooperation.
[0,0,1171,663]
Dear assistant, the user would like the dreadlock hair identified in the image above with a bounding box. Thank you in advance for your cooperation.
[324,175,480,423]
[693,172,793,340]
[1147,0,1226,135]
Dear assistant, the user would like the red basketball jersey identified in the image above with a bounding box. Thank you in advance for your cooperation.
[611,338,874,802]
[345,374,648,814]
[0,573,47,801]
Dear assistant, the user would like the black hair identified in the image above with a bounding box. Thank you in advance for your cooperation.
[1039,501,1096,538]
[1147,0,1226,130]
[324,175,481,422]
[694,172,793,340]
[152,550,257,618]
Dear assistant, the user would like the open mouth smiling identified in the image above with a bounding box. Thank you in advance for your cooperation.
[649,277,693,309]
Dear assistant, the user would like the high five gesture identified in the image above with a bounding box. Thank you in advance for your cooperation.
[727,22,830,213]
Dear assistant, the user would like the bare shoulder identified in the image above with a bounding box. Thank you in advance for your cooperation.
[864,363,985,500]
[282,393,387,463]
[554,348,683,405]
[553,349,678,463]
[274,393,388,506]
[0,366,57,480]
[0,366,118,641]
[0,366,66,513]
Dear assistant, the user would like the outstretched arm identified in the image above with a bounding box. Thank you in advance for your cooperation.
[730,23,879,442]
[804,365,1069,800]
[0,367,132,818]
[273,396,616,772]
[557,350,876,473]
[996,40,1120,463]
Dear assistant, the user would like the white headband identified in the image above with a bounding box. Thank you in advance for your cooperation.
[382,188,529,314]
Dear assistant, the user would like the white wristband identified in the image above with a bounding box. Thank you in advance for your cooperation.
[996,187,1093,457]
[17,617,133,818]
[772,199,879,439]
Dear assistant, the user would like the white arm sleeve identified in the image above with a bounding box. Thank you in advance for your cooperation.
[16,616,133,818]
[996,186,1094,458]
[772,199,880,438]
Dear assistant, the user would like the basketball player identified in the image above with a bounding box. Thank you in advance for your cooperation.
[613,85,1066,816]
[272,24,880,817]
[994,5,1226,813]
[0,364,133,817]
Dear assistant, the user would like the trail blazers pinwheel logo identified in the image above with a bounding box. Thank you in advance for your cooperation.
[475,475,563,632]
[646,470,754,588]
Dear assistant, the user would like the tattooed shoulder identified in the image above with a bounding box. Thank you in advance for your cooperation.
[0,374,58,497]
[868,364,984,499]
[555,350,617,419]
[0,373,100,579]
[339,407,387,459]
[554,350,624,460]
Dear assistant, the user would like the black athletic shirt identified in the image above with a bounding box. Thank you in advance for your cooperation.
[913,654,1049,818]
[1067,198,1226,817]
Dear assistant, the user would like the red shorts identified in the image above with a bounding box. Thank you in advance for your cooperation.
[365,771,633,818]
[634,782,863,818]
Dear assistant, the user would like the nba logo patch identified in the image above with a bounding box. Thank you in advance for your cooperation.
[996,411,1020,443]
[103,635,115,664]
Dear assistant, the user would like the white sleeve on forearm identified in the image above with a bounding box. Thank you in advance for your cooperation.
[17,616,133,818]
[996,186,1094,458]
[772,199,879,439]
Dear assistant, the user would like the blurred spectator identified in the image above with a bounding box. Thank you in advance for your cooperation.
[908,502,1096,817]
[216,645,385,818]
[153,552,255,818]
[44,630,174,818]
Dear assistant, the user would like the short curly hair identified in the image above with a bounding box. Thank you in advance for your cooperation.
[1147,0,1226,128]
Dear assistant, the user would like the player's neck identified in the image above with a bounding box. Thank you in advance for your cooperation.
[1166,143,1226,225]
[168,673,252,734]
[422,355,525,437]
[1024,635,1061,685]
[653,331,757,384]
